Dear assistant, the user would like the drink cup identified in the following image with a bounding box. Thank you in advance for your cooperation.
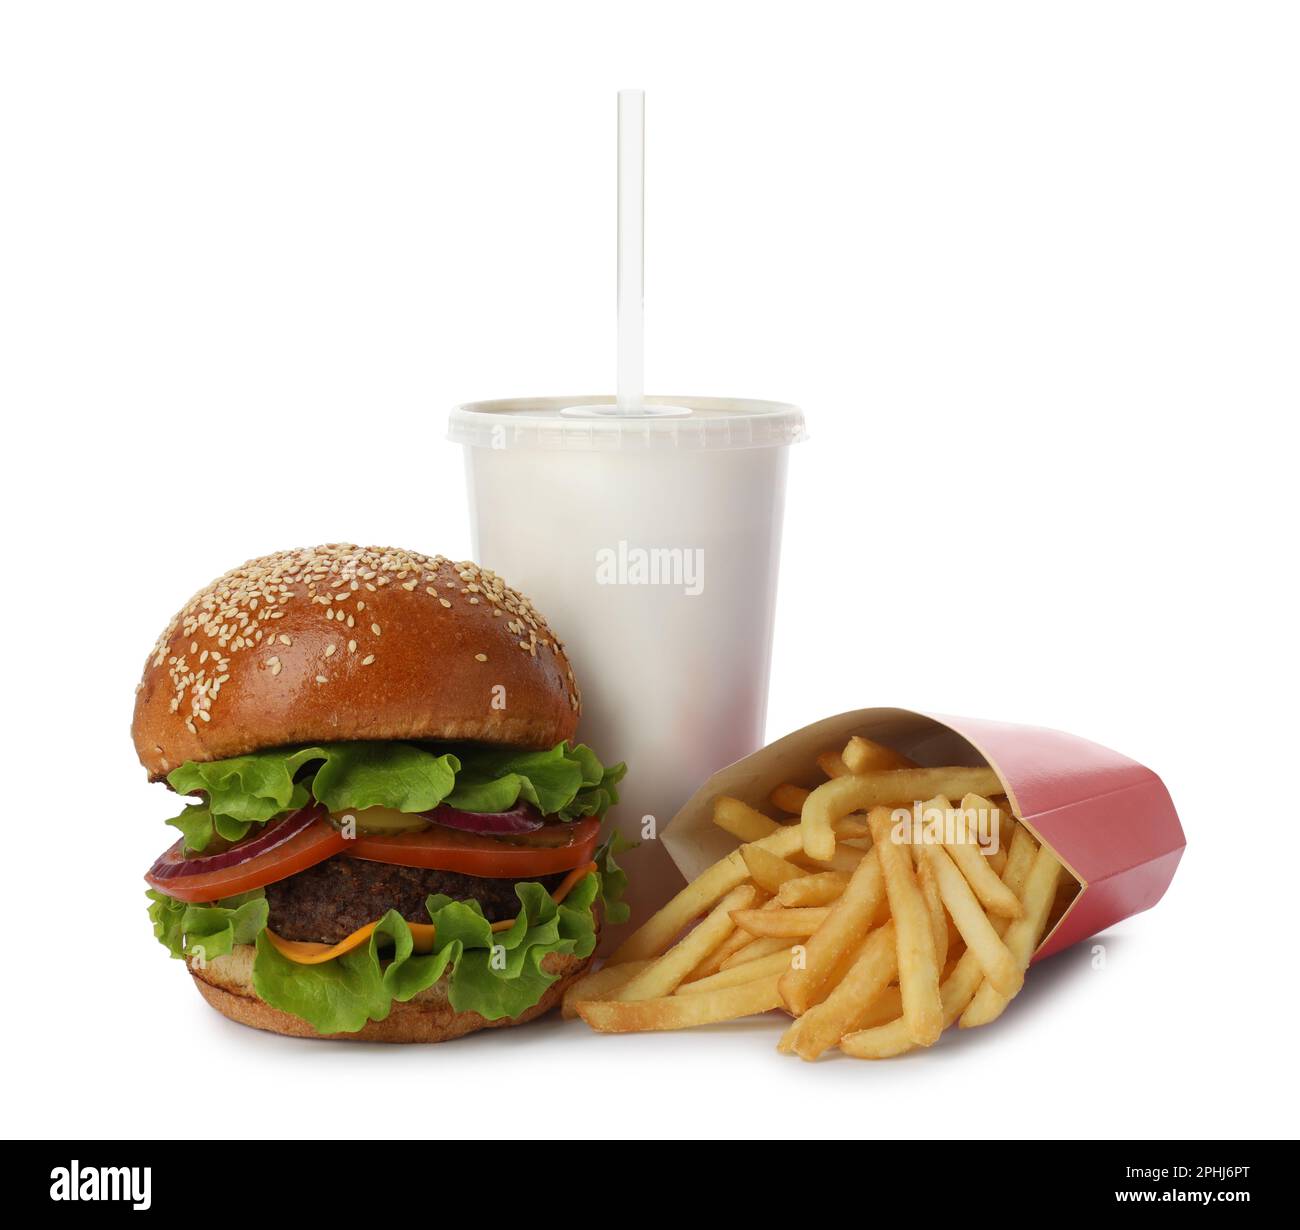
[449,394,805,934]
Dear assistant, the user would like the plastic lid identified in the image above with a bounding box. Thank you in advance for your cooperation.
[448,395,806,452]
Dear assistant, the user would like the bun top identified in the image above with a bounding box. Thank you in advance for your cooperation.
[132,544,581,780]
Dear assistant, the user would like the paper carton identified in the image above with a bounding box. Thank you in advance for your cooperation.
[660,708,1184,960]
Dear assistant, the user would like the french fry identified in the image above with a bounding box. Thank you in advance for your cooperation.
[924,844,1022,998]
[816,750,850,778]
[677,947,796,995]
[839,946,989,1059]
[736,814,870,876]
[611,814,845,963]
[577,975,783,1033]
[778,847,884,1015]
[869,806,943,1045]
[986,843,1009,877]
[561,959,653,1019]
[839,843,1026,1060]
[741,844,808,893]
[933,793,1024,919]
[609,848,748,963]
[778,870,849,907]
[960,843,1062,1028]
[614,885,757,1001]
[842,734,916,774]
[770,783,810,814]
[683,894,773,980]
[731,906,829,938]
[1002,824,1039,899]
[721,934,794,969]
[800,766,1003,860]
[793,842,867,874]
[855,983,902,1031]
[779,922,898,1060]
[713,795,782,843]
[917,856,948,970]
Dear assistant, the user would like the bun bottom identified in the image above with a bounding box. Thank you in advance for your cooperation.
[187,941,594,1043]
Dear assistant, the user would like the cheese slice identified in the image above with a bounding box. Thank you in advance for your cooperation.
[266,921,437,965]
[265,862,599,965]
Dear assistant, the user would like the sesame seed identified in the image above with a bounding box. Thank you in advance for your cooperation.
[371,623,381,636]
[348,640,357,653]
[439,598,451,608]
[361,654,375,665]
[325,644,337,657]
[475,653,488,662]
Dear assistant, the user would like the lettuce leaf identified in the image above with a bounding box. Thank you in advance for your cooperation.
[167,748,323,823]
[146,889,269,962]
[246,875,602,1033]
[594,829,633,925]
[164,740,623,831]
[310,743,460,813]
[165,783,311,853]
[564,760,628,822]
[252,911,455,1034]
[147,872,610,1034]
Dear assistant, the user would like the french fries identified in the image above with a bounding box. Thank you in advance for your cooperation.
[800,766,1003,860]
[741,844,808,893]
[924,844,1022,998]
[561,959,652,1020]
[574,736,1078,1058]
[778,870,849,907]
[713,795,784,843]
[842,734,916,774]
[731,906,829,938]
[720,934,794,968]
[869,806,943,1044]
[778,848,883,1015]
[577,976,783,1032]
[677,948,796,995]
[778,922,897,1060]
[614,884,757,1001]
[816,750,850,778]
[770,783,810,814]
[960,843,1061,1027]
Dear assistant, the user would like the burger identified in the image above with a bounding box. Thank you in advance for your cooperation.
[136,544,626,1042]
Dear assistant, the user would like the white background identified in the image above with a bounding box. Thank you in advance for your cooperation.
[2,1,1296,1141]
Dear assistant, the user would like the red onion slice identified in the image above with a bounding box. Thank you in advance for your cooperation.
[422,801,546,836]
[148,804,324,881]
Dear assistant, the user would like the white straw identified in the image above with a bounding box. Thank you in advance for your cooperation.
[617,89,645,415]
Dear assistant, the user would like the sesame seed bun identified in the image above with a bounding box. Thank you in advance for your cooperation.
[188,940,593,1043]
[132,544,582,780]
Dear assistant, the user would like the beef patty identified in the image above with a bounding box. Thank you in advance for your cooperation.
[265,856,564,944]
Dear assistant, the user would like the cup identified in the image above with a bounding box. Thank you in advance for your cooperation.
[449,394,805,933]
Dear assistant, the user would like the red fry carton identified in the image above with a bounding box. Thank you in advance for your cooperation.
[660,707,1184,961]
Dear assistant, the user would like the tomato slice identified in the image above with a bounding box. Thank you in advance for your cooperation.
[345,817,601,878]
[145,815,348,903]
